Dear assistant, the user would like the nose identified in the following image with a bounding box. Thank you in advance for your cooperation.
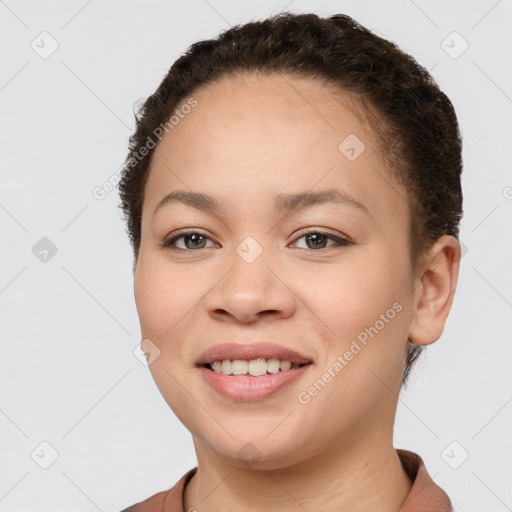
[203,247,296,325]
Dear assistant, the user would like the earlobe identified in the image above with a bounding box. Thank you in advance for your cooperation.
[408,235,461,346]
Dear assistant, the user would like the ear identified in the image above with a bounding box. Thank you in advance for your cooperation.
[408,235,461,346]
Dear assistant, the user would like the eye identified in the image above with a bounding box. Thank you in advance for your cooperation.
[159,229,217,251]
[291,230,351,250]
[159,228,351,252]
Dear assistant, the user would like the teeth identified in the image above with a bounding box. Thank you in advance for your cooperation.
[249,358,267,376]
[280,360,292,371]
[208,358,306,376]
[231,360,249,375]
[220,360,232,374]
[267,358,281,373]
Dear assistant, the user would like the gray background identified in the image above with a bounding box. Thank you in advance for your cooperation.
[1,0,511,510]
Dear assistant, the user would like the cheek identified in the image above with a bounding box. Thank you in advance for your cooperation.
[134,250,200,342]
[133,252,204,419]
[296,253,407,344]
[291,248,411,409]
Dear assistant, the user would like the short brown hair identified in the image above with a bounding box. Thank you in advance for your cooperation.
[118,12,463,386]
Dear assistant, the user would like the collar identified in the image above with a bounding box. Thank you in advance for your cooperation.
[121,449,452,511]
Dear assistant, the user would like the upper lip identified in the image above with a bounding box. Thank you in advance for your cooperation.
[196,343,313,366]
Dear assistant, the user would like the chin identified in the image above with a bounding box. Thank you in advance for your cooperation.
[191,421,320,471]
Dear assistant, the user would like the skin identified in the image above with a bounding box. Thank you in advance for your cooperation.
[133,73,461,511]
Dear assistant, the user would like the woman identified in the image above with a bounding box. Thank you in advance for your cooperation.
[118,12,462,511]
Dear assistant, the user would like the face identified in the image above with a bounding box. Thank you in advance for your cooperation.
[134,73,420,470]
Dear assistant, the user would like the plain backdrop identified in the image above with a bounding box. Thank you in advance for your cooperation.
[1,1,511,511]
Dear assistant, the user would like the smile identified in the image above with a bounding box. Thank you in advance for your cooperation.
[204,358,310,377]
[199,361,312,402]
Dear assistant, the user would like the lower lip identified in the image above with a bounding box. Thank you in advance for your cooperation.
[199,364,312,402]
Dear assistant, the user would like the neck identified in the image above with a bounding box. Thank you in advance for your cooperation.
[183,430,412,512]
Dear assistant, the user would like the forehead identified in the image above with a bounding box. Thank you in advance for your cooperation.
[144,73,408,225]
[170,72,371,153]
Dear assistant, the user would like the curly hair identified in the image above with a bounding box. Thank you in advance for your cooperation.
[118,12,463,386]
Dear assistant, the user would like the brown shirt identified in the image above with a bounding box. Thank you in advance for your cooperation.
[120,449,452,512]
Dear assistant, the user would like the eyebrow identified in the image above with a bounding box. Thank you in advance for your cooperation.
[153,188,370,217]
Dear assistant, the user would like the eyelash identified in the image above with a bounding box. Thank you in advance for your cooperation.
[158,228,352,252]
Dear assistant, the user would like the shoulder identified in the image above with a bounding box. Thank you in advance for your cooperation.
[119,489,169,512]
[119,467,197,512]
[397,449,452,512]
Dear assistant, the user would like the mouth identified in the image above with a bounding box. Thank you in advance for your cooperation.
[198,356,313,402]
[201,359,313,377]
[196,342,314,377]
